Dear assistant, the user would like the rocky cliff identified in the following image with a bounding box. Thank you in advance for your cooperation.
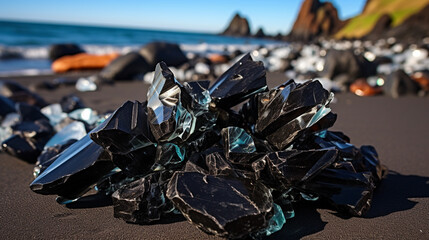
[288,0,343,41]
[221,13,251,37]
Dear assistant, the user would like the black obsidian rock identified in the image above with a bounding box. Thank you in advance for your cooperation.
[0,80,47,108]
[2,134,42,163]
[34,139,78,178]
[300,168,375,216]
[255,80,332,150]
[30,134,115,201]
[263,149,338,190]
[146,62,191,142]
[0,95,15,118]
[112,171,174,224]
[60,95,86,113]
[16,102,49,122]
[90,100,154,154]
[2,119,54,163]
[90,100,156,176]
[166,171,274,239]
[26,53,386,239]
[209,53,267,109]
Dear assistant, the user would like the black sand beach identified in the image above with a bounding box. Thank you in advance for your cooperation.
[1,72,428,239]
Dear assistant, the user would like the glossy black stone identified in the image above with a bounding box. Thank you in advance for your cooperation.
[12,119,54,139]
[112,171,174,223]
[0,79,47,108]
[255,80,331,150]
[299,168,375,216]
[263,149,338,190]
[0,95,15,118]
[2,134,42,163]
[146,62,194,143]
[30,134,115,200]
[209,53,267,109]
[16,102,49,122]
[2,119,54,163]
[34,139,78,178]
[25,55,386,238]
[90,101,154,154]
[60,95,86,113]
[166,171,274,239]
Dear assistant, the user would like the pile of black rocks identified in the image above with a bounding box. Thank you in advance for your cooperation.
[2,54,386,239]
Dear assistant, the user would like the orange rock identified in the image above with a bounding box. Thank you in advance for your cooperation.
[52,53,120,73]
[208,54,229,64]
[349,78,383,96]
[411,71,429,91]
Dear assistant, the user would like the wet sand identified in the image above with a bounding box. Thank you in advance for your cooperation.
[0,72,428,239]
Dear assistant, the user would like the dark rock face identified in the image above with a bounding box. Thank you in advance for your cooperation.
[139,42,188,70]
[99,52,150,81]
[48,44,84,61]
[384,4,429,42]
[288,0,343,41]
[221,13,251,37]
[365,14,392,40]
[254,27,266,38]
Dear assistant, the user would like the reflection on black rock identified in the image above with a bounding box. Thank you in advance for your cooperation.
[13,54,387,239]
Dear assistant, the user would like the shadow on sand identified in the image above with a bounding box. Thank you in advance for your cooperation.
[268,171,429,239]
[64,171,429,239]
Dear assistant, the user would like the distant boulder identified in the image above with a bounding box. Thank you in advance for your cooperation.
[100,52,150,81]
[139,42,188,70]
[321,49,377,90]
[382,70,420,98]
[221,13,251,37]
[49,44,84,61]
[254,28,266,38]
[288,0,343,42]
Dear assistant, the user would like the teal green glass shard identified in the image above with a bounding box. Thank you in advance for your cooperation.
[151,143,185,171]
[221,126,256,158]
[68,108,99,125]
[41,103,68,126]
[44,121,86,149]
[183,80,211,110]
[252,203,286,237]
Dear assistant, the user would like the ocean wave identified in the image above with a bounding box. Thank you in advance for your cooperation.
[0,42,286,60]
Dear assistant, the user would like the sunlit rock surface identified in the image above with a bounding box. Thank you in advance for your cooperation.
[22,53,387,239]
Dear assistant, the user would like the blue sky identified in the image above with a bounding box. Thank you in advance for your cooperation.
[0,0,366,34]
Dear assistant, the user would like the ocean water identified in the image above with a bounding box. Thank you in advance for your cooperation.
[0,20,285,75]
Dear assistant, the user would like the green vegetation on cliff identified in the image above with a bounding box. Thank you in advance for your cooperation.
[335,0,429,39]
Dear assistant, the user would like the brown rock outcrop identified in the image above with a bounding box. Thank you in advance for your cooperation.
[221,13,251,37]
[288,0,343,41]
